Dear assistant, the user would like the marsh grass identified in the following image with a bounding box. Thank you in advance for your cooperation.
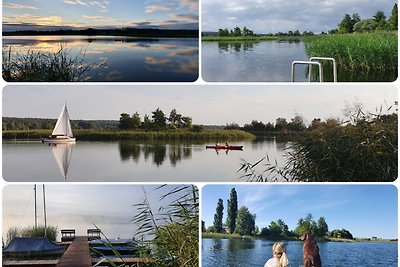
[2,46,94,82]
[2,129,255,141]
[304,32,398,73]
[239,105,398,182]
[132,185,199,267]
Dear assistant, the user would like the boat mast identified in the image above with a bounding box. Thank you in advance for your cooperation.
[34,185,38,234]
[43,185,47,237]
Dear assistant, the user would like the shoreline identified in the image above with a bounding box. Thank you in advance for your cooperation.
[2,129,255,141]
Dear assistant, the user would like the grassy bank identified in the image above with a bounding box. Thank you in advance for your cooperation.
[304,32,397,72]
[2,129,255,141]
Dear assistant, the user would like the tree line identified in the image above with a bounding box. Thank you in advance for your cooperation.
[2,117,118,131]
[119,108,198,131]
[334,4,398,34]
[203,188,354,241]
[217,26,255,37]
[225,115,310,133]
[3,28,198,38]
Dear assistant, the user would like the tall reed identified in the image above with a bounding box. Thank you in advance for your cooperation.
[2,46,93,82]
[304,32,397,72]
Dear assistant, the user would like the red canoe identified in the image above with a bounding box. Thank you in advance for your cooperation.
[206,145,243,150]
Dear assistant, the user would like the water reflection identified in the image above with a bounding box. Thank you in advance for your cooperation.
[3,36,199,82]
[203,40,396,82]
[118,142,193,167]
[48,143,74,181]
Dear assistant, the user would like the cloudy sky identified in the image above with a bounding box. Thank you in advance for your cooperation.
[3,184,195,241]
[202,0,397,33]
[3,0,198,31]
[202,185,398,239]
[3,84,397,126]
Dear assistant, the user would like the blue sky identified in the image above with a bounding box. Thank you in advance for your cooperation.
[202,0,397,33]
[201,185,398,239]
[3,184,196,240]
[2,84,397,126]
[3,0,198,31]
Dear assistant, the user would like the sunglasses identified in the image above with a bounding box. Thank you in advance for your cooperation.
[274,252,283,256]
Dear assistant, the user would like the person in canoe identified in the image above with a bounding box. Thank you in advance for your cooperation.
[225,142,229,147]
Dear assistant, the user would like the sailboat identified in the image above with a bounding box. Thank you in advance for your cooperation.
[3,185,66,258]
[43,103,76,143]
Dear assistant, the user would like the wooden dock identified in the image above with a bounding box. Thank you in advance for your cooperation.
[55,236,91,267]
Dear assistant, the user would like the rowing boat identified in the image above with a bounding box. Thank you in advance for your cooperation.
[206,145,243,150]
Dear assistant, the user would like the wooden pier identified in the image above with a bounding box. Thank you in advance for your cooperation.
[55,236,91,267]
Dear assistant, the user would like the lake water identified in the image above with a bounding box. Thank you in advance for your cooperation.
[2,138,289,182]
[2,35,199,82]
[202,40,395,82]
[202,238,398,267]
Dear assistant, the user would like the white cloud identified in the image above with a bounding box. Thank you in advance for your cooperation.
[202,0,397,33]
[3,3,38,9]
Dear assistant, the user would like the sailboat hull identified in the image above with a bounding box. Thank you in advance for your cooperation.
[43,137,76,144]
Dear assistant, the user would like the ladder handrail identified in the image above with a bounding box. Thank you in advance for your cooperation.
[291,61,323,82]
[309,57,337,82]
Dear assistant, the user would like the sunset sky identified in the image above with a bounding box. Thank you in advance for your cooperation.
[3,0,199,31]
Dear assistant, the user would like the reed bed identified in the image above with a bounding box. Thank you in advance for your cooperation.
[2,46,93,82]
[304,32,398,72]
[2,129,255,141]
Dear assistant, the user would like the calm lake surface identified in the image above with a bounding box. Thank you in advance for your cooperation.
[202,40,395,82]
[3,35,199,82]
[3,138,289,182]
[202,238,398,267]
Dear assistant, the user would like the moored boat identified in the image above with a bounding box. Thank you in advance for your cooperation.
[206,145,243,150]
[43,103,76,143]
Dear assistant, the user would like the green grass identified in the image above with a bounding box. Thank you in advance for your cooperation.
[304,32,397,72]
[2,129,255,141]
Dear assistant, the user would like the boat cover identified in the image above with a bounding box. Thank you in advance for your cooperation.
[3,237,65,254]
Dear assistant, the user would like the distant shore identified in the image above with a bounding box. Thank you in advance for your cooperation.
[2,129,255,141]
[3,28,199,38]
[202,233,398,243]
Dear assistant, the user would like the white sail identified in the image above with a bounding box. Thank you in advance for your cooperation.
[51,103,73,137]
[51,143,73,180]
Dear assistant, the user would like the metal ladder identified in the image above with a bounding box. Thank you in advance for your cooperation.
[291,57,337,82]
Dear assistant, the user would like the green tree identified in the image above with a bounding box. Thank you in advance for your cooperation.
[353,19,379,33]
[338,14,354,33]
[218,28,229,36]
[182,116,192,129]
[141,114,152,130]
[151,108,167,130]
[213,198,224,233]
[373,10,387,29]
[132,112,141,129]
[119,113,133,129]
[235,206,256,236]
[331,229,353,239]
[226,188,238,234]
[233,26,242,36]
[316,217,329,238]
[388,4,398,30]
[288,115,306,132]
[168,108,182,129]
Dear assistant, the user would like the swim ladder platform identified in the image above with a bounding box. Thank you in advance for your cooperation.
[291,57,337,82]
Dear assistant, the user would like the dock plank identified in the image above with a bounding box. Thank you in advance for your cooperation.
[56,236,91,267]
